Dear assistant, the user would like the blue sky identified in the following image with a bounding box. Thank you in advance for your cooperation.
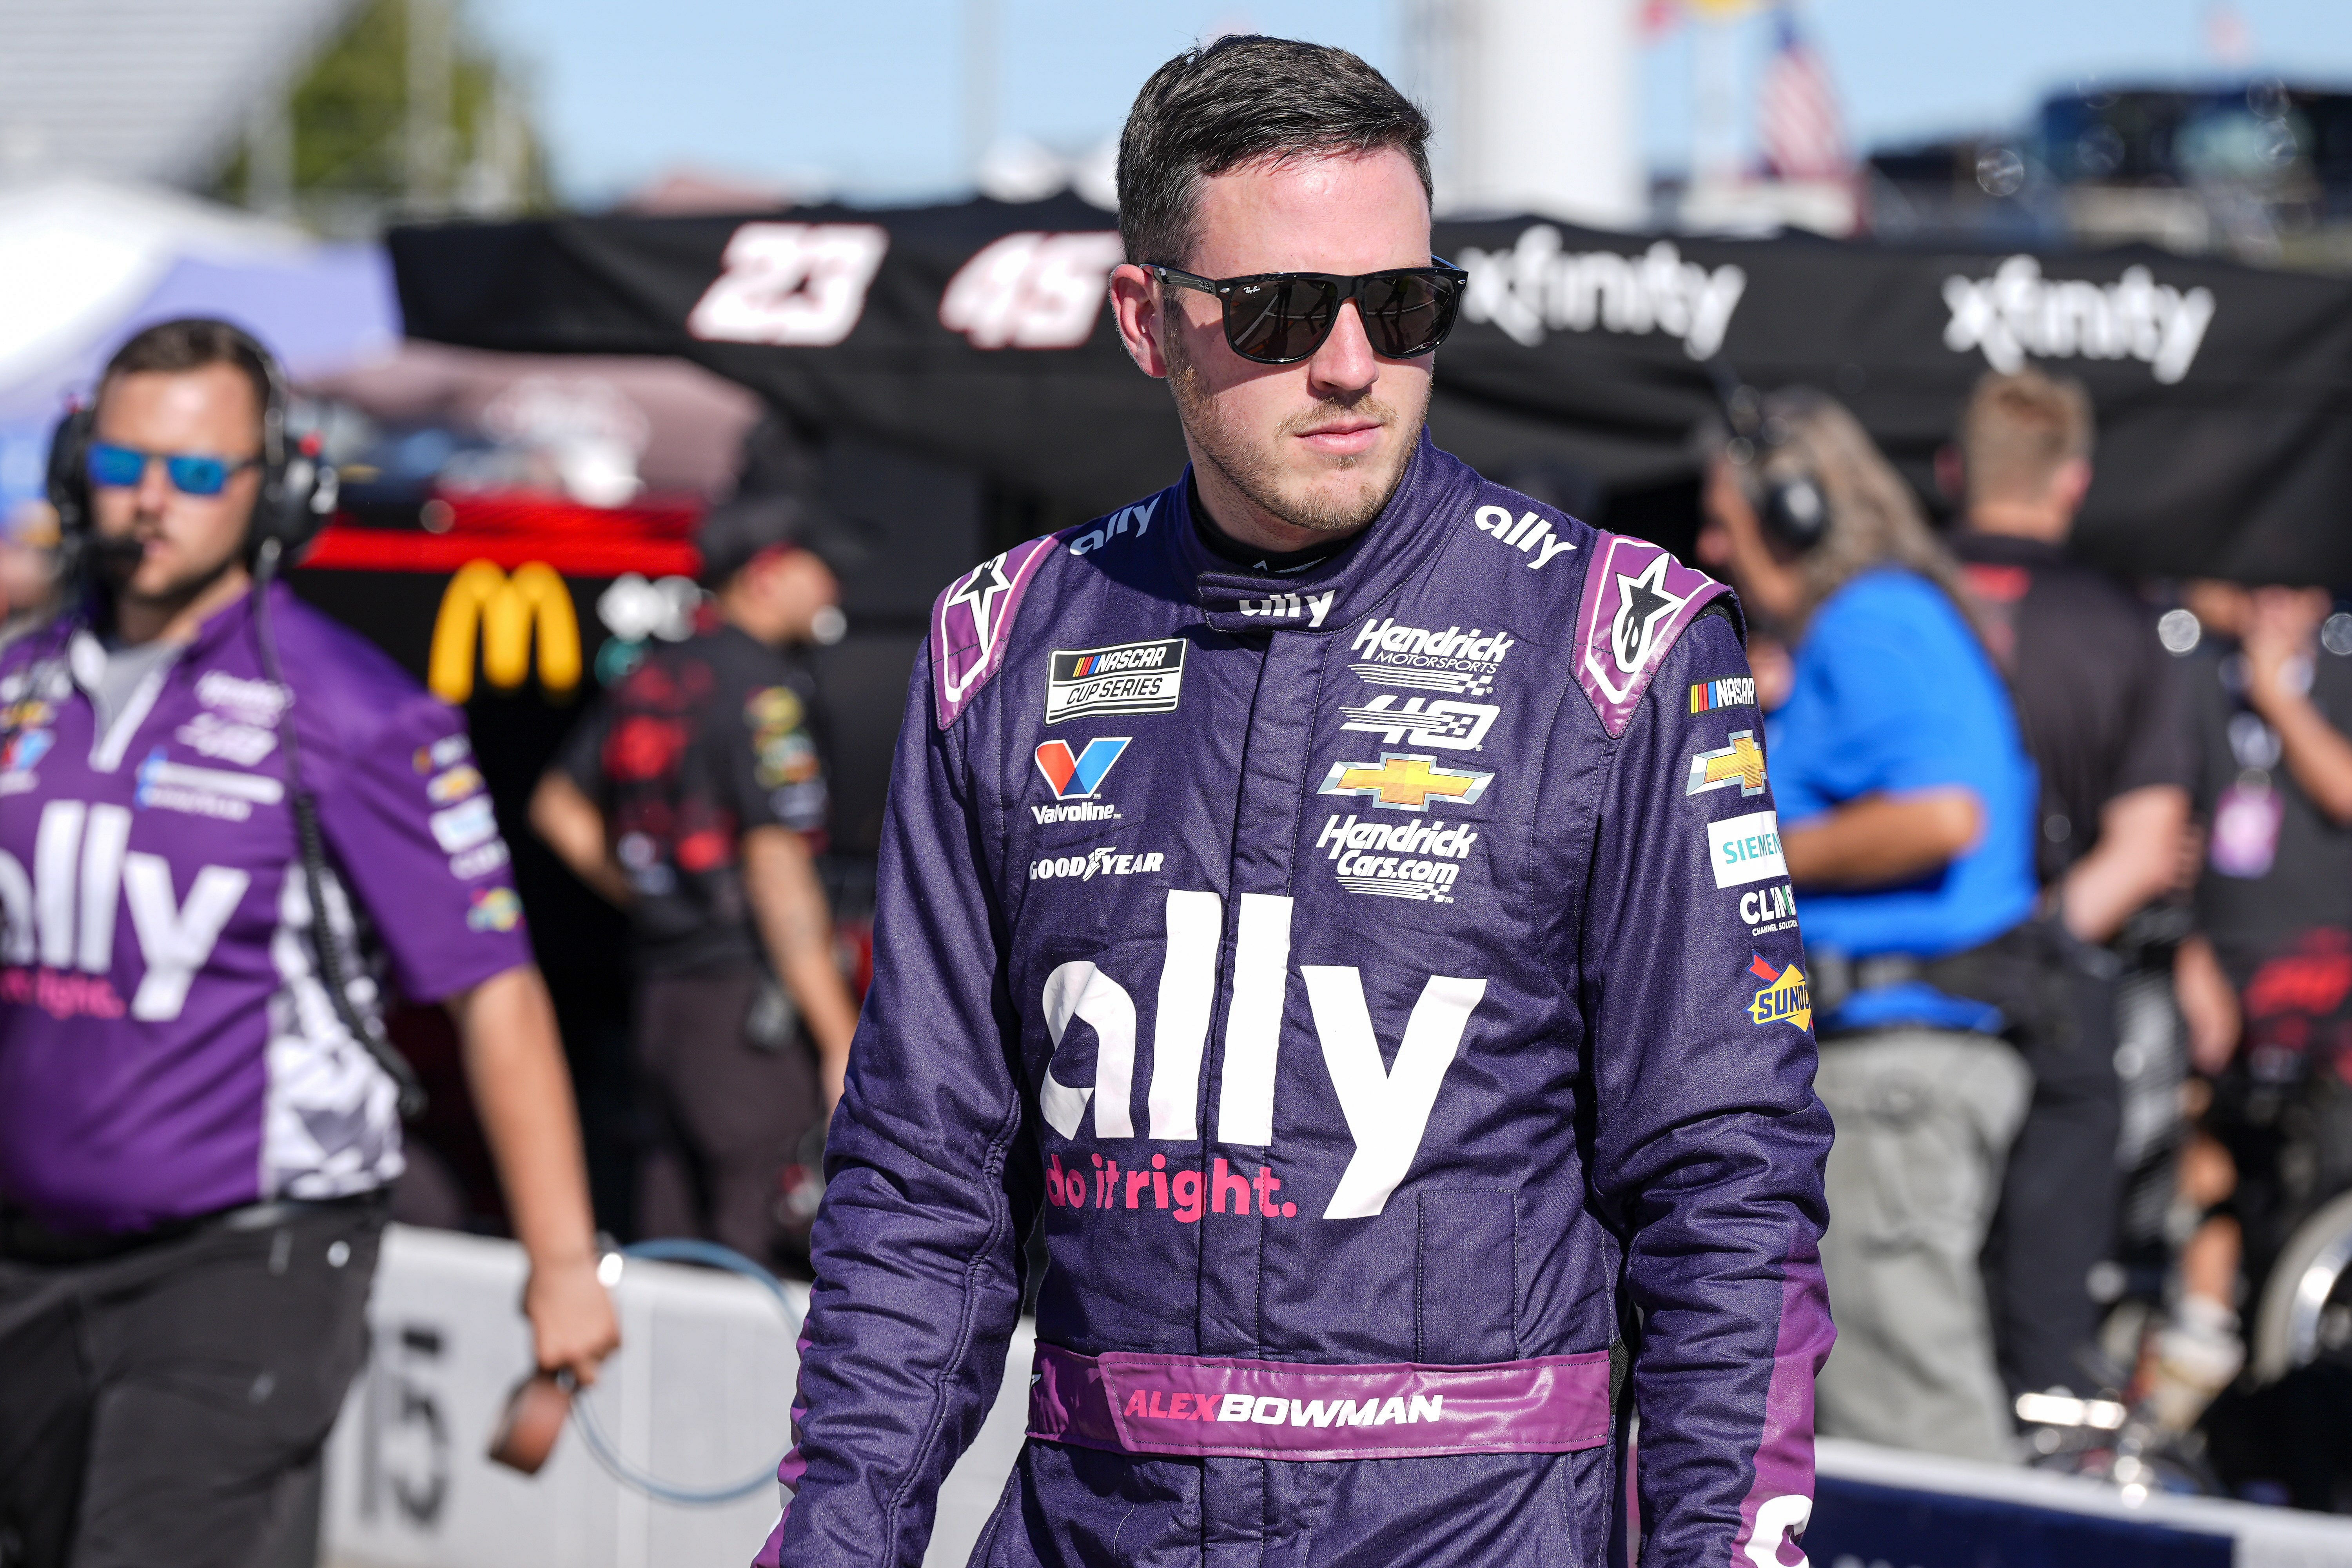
[468,0,2352,207]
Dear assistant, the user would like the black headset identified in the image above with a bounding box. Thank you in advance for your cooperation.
[47,319,339,576]
[1713,372,1832,554]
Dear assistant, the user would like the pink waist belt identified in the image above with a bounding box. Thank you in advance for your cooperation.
[1026,1343,1613,1462]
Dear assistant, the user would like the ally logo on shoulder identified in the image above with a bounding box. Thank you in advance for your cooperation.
[1708,809,1785,887]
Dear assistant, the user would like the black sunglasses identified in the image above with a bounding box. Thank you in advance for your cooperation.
[1146,261,1470,365]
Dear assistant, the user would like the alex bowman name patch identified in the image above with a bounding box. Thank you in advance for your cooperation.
[1046,639,1186,724]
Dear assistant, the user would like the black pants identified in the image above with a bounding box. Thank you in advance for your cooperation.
[1983,961,2123,1401]
[0,1201,383,1568]
[635,960,826,1267]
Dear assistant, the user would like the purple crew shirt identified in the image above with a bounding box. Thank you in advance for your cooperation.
[0,583,531,1233]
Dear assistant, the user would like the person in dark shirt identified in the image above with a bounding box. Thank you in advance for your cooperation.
[531,495,859,1268]
[1949,369,2195,1411]
[2183,583,2352,982]
[2165,580,2352,1419]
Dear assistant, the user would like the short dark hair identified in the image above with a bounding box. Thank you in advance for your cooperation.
[1116,36,1432,267]
[100,319,274,441]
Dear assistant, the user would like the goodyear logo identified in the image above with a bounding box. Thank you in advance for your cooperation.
[1747,953,1811,1033]
[429,561,582,705]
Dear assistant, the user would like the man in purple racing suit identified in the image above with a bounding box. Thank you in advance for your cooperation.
[0,320,617,1567]
[760,38,1833,1568]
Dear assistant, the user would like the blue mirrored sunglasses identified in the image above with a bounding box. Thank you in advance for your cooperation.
[86,442,259,498]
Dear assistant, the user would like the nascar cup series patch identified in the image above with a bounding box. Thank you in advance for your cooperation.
[1045,639,1186,724]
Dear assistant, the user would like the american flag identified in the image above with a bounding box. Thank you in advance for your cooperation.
[1758,6,1848,182]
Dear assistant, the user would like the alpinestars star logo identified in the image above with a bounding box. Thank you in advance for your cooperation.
[1610,552,1696,676]
[946,555,1014,651]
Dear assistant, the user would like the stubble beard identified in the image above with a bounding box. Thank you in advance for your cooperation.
[1167,334,1425,538]
[100,516,244,621]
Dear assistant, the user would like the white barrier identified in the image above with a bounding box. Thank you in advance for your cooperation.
[327,1225,2352,1568]
[1816,1438,2352,1568]
[320,1226,1033,1568]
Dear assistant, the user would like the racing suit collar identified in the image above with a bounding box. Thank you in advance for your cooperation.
[1181,426,1469,637]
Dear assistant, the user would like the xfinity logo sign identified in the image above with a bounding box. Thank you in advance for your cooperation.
[1458,227,1747,359]
[1942,256,2217,385]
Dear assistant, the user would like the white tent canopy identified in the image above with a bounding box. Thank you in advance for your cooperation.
[0,0,353,187]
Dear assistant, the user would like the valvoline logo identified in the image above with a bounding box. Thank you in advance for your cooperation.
[1035,737,1129,800]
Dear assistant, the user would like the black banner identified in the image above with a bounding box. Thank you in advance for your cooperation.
[392,196,2352,584]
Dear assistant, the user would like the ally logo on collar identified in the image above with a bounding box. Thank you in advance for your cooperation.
[1235,590,1335,627]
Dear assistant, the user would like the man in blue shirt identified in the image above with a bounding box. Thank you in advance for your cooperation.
[1700,387,2040,1462]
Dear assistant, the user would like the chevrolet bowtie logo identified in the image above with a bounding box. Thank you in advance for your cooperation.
[1318,752,1495,813]
[1686,731,1768,798]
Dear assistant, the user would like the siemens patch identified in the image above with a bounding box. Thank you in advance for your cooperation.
[1046,639,1186,723]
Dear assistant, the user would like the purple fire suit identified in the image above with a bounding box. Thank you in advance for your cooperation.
[0,584,531,1234]
[763,434,1833,1568]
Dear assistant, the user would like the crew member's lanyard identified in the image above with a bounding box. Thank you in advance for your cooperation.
[2210,648,2310,879]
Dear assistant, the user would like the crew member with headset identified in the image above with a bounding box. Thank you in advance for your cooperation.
[1699,384,2042,1463]
[0,319,617,1567]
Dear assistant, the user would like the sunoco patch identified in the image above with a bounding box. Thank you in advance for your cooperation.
[1045,638,1186,724]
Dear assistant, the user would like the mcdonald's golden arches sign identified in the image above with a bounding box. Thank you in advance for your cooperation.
[428,561,583,704]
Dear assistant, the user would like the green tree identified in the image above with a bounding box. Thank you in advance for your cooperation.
[212,0,553,230]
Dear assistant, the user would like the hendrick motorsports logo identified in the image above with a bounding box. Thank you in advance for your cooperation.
[1349,617,1514,696]
[1045,639,1185,724]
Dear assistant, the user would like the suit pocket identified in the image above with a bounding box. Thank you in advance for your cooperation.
[1415,1189,1519,1363]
